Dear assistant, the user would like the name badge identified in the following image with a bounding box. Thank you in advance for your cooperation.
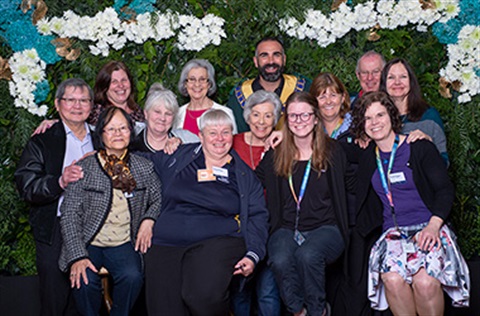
[389,172,406,184]
[197,169,216,182]
[212,166,229,178]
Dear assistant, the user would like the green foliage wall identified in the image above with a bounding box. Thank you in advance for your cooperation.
[1,0,479,275]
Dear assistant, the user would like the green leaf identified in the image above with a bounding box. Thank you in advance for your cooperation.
[144,41,157,60]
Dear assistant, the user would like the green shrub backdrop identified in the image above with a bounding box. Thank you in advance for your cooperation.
[1,0,479,275]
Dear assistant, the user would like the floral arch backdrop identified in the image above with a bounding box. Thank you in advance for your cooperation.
[0,0,479,275]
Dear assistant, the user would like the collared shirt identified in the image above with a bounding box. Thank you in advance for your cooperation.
[57,122,94,216]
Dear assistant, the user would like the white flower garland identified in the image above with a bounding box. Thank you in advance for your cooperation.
[279,0,459,47]
[8,49,48,116]
[36,8,226,56]
[440,25,480,103]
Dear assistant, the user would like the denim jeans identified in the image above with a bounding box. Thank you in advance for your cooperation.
[268,226,344,316]
[73,242,143,316]
[230,261,281,316]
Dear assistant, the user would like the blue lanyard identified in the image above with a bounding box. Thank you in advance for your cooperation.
[327,118,344,139]
[289,158,312,231]
[375,134,404,232]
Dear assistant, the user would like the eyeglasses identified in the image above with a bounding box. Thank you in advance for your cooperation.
[287,112,314,122]
[185,77,209,85]
[103,126,131,135]
[358,69,382,79]
[60,98,91,107]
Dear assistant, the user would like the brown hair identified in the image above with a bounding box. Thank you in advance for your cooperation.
[379,58,429,121]
[351,91,402,141]
[94,61,137,110]
[274,91,333,178]
[310,72,350,119]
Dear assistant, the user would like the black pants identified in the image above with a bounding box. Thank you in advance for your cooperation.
[35,217,78,316]
[145,236,246,316]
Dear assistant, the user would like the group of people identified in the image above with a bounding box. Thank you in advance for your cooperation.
[15,36,470,316]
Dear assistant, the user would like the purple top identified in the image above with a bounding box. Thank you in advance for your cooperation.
[371,141,432,231]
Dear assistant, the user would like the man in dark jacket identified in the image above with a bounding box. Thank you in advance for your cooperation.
[15,78,94,316]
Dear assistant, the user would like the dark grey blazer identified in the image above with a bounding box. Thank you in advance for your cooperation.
[58,153,162,272]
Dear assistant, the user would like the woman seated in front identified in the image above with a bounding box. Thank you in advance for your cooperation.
[58,106,161,316]
[143,109,269,316]
[256,91,351,316]
[350,91,469,315]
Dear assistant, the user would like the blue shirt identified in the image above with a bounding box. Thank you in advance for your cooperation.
[57,122,93,216]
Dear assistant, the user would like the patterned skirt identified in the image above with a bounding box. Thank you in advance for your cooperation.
[368,222,470,310]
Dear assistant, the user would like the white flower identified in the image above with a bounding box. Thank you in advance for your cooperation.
[36,18,52,35]
[416,25,428,32]
[457,94,471,104]
[89,45,102,56]
[376,0,394,14]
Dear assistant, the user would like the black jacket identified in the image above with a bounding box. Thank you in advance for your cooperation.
[15,122,92,244]
[255,141,353,245]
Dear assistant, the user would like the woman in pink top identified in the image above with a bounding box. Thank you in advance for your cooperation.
[174,59,237,135]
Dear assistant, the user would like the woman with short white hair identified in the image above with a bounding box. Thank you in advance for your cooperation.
[130,83,198,152]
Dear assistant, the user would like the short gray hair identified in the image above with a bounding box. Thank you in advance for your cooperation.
[145,83,179,116]
[243,90,282,125]
[178,59,217,97]
[55,78,93,101]
[356,51,386,73]
[198,109,234,132]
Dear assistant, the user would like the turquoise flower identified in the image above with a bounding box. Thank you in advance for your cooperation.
[36,36,62,65]
[114,0,155,19]
[432,19,461,44]
[433,0,480,45]
[459,0,480,25]
[475,67,480,78]
[34,79,50,103]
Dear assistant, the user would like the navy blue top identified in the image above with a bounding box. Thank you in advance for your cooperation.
[371,141,432,230]
[142,143,269,262]
[153,155,242,246]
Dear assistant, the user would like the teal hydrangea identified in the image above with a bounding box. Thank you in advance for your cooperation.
[432,19,461,44]
[114,0,155,18]
[34,79,50,103]
[0,0,60,64]
[433,0,480,45]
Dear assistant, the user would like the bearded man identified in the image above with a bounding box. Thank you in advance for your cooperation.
[227,37,311,133]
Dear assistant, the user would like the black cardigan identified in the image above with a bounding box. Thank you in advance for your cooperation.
[255,141,353,245]
[355,139,454,237]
